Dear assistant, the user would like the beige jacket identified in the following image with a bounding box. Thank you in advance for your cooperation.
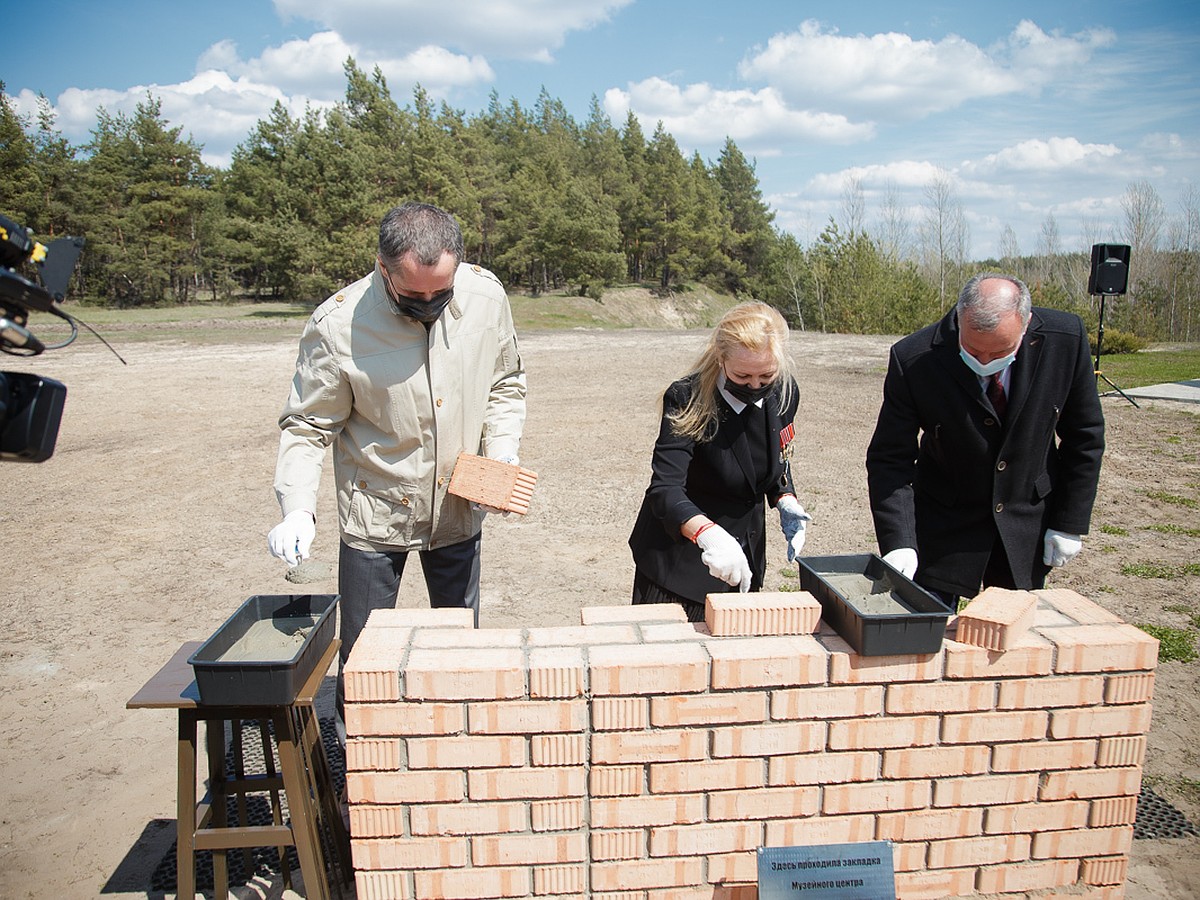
[274,262,526,551]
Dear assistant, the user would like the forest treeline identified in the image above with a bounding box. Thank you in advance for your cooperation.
[3,62,1198,341]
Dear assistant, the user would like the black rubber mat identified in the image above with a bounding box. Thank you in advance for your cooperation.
[1134,786,1200,840]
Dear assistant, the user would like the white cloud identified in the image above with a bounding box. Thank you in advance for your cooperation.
[964,137,1122,175]
[272,0,633,61]
[737,19,1111,122]
[603,78,874,148]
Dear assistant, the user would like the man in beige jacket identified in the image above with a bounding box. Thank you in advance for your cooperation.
[268,202,527,736]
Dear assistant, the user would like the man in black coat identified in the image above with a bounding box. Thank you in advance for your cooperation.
[866,272,1105,601]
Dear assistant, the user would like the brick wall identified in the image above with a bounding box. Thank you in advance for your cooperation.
[343,587,1157,900]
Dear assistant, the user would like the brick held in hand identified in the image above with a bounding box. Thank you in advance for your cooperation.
[448,452,539,515]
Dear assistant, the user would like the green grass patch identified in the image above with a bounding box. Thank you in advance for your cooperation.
[1135,624,1198,663]
[1163,603,1195,615]
[1147,523,1200,538]
[779,568,798,579]
[1099,524,1128,536]
[1142,490,1198,509]
[1121,561,1200,579]
[778,581,802,592]
[1096,347,1200,388]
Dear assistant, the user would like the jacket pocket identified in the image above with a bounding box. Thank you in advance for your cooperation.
[344,472,417,545]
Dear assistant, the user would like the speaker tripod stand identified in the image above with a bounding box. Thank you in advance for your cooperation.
[1093,293,1139,408]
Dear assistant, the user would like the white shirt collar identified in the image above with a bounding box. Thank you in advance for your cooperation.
[717,370,764,413]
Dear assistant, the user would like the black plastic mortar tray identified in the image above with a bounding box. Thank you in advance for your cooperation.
[798,553,952,656]
[187,594,338,706]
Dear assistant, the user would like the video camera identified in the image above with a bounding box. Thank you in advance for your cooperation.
[1,212,85,462]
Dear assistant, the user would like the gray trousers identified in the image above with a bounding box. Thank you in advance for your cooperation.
[335,534,481,742]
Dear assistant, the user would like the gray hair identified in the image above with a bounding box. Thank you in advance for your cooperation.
[957,272,1032,331]
[378,202,464,267]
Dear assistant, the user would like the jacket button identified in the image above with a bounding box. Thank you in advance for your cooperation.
[472,265,481,272]
[995,503,1004,513]
[438,477,445,486]
[357,480,366,488]
[436,398,443,407]
[997,460,1007,471]
[335,294,345,303]
[401,497,411,507]
[985,417,996,426]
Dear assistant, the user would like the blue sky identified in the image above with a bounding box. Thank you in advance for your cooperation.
[4,0,1198,259]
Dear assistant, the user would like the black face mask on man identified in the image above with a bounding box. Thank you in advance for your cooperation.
[723,375,774,405]
[390,286,454,323]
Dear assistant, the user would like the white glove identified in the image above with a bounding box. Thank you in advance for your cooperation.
[882,547,918,578]
[777,494,813,562]
[1043,529,1082,567]
[472,454,519,516]
[696,524,752,592]
[268,510,316,566]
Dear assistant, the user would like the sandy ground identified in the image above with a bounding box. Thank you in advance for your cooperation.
[1,324,1197,899]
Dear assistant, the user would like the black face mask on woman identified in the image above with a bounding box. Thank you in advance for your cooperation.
[723,376,774,405]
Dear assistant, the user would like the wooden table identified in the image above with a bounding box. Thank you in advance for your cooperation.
[128,639,351,899]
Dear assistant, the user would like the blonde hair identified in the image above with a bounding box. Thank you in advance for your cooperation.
[669,301,795,442]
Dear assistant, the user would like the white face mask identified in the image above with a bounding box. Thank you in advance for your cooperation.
[959,345,1017,378]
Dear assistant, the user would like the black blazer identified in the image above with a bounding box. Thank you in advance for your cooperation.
[629,375,799,604]
[866,307,1105,596]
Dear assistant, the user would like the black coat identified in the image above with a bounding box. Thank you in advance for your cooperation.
[866,306,1105,596]
[629,375,799,604]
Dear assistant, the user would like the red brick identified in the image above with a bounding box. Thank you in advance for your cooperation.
[406,734,525,769]
[641,622,709,642]
[996,674,1105,709]
[926,833,1031,868]
[581,604,687,625]
[352,835,466,870]
[409,800,527,836]
[404,647,525,700]
[412,626,523,648]
[1043,623,1160,673]
[467,766,586,800]
[591,829,643,860]
[1096,735,1147,768]
[528,646,586,698]
[590,765,642,797]
[975,859,1079,894]
[343,626,408,701]
[1032,825,1134,859]
[828,714,939,749]
[1035,588,1122,624]
[472,832,586,866]
[890,840,928,872]
[885,680,995,714]
[1050,704,1153,739]
[991,738,1097,772]
[711,721,825,758]
[349,804,405,837]
[592,696,650,730]
[531,798,585,831]
[1081,855,1130,885]
[706,635,827,688]
[892,868,977,900]
[706,849,758,883]
[589,643,709,695]
[1104,672,1155,704]
[650,821,762,856]
[876,807,983,841]
[984,799,1089,834]
[355,870,412,900]
[527,624,638,646]
[651,691,768,726]
[1039,767,1143,800]
[368,607,475,628]
[942,634,1054,678]
[650,758,765,793]
[344,701,464,736]
[882,744,990,778]
[822,779,930,815]
[532,734,587,767]
[347,770,464,804]
[1091,796,1139,827]
[771,685,884,719]
[591,857,704,891]
[956,587,1038,650]
[705,591,821,636]
[769,751,879,786]
[533,864,586,894]
[345,738,403,771]
[414,866,530,899]
[468,698,587,734]
[591,728,706,764]
[591,794,705,828]
[933,773,1039,807]
[824,635,942,683]
[941,709,1049,744]
[765,814,876,846]
[708,786,819,821]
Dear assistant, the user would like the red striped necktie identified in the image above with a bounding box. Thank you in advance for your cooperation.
[987,373,1007,419]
